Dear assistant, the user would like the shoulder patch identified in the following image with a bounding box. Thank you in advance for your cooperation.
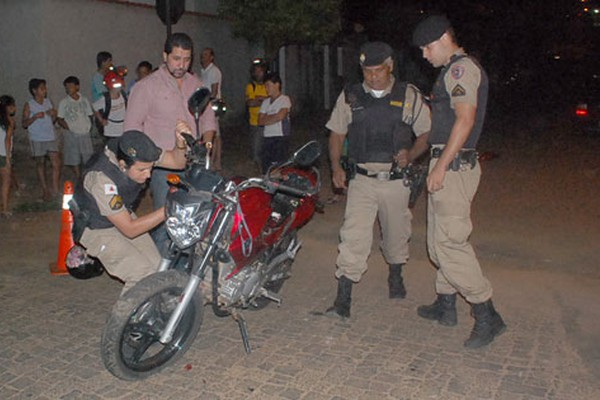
[389,100,403,107]
[451,65,465,80]
[104,184,118,195]
[109,195,124,211]
[451,84,466,97]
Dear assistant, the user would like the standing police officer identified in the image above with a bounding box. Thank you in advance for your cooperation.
[325,41,431,319]
[412,15,506,348]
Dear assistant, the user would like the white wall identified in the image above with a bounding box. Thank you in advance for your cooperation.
[0,0,257,123]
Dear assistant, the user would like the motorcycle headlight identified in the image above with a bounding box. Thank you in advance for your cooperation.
[166,200,214,249]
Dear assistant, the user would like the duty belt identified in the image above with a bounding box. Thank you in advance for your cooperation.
[431,147,478,171]
[356,165,392,181]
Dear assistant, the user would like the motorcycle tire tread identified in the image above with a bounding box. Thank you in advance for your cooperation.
[101,270,204,381]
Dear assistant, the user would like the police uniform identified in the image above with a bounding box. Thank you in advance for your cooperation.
[324,42,430,321]
[327,78,430,282]
[426,49,493,303]
[413,15,505,349]
[75,132,163,293]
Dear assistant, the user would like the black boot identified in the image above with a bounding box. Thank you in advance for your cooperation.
[325,276,353,319]
[464,299,507,349]
[388,264,406,299]
[417,294,457,326]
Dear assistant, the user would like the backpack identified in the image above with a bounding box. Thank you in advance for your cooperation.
[100,90,128,120]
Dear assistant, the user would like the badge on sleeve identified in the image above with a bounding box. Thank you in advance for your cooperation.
[451,84,466,97]
[451,65,465,80]
[109,195,124,210]
[104,184,118,195]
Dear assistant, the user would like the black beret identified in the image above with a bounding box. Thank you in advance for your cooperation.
[359,41,393,67]
[118,130,162,163]
[412,15,451,47]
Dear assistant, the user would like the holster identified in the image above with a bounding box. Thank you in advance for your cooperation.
[69,199,90,242]
[389,162,429,208]
[340,156,357,182]
[432,148,478,171]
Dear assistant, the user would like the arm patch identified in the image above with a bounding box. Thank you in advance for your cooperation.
[451,84,466,97]
[109,195,124,211]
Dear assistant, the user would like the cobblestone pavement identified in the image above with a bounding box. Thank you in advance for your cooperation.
[1,202,599,400]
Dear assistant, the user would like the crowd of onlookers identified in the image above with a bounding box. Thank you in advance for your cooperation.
[0,42,292,219]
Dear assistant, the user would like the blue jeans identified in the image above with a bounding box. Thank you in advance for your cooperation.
[261,136,288,173]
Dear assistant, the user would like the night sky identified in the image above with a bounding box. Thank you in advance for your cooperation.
[341,0,599,109]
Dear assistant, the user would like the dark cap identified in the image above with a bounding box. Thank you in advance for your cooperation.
[412,15,451,47]
[359,42,393,67]
[118,130,162,163]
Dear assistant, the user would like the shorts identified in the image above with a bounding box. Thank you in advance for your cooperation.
[63,131,94,166]
[30,139,59,157]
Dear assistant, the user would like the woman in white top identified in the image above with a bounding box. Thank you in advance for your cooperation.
[258,73,291,173]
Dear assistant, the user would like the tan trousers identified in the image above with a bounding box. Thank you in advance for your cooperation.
[81,227,161,293]
[336,174,412,282]
[427,159,492,304]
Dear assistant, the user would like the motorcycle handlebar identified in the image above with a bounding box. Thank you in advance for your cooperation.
[267,181,310,198]
[236,177,315,198]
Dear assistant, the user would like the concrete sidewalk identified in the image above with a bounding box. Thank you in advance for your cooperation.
[1,205,599,400]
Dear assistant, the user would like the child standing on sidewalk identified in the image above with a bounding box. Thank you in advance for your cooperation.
[93,70,127,143]
[22,78,60,201]
[57,76,94,179]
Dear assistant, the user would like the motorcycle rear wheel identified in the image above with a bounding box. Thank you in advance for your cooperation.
[101,270,203,380]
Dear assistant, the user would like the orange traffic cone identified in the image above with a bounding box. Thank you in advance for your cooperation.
[49,181,75,275]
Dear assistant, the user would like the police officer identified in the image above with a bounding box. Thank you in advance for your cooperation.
[412,15,506,348]
[74,122,190,294]
[325,41,431,319]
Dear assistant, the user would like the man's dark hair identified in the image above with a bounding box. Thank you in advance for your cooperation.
[96,51,112,69]
[264,72,282,87]
[28,78,46,96]
[63,76,80,86]
[164,32,193,55]
[137,61,153,71]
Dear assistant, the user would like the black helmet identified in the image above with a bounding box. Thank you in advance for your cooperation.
[66,245,104,279]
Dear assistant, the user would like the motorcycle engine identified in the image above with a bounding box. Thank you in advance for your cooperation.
[218,257,264,307]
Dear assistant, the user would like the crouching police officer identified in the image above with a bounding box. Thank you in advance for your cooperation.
[73,122,191,294]
[412,15,506,348]
[325,41,431,319]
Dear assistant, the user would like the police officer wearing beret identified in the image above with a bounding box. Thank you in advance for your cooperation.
[325,41,431,319]
[412,15,506,348]
[73,122,191,294]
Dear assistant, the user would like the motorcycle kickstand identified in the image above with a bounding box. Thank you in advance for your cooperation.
[231,309,252,354]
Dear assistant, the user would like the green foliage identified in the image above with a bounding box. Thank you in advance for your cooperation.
[219,0,341,57]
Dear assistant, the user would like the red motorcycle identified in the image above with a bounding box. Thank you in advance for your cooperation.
[100,91,321,380]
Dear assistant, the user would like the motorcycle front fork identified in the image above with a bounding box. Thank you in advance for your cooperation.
[159,208,233,344]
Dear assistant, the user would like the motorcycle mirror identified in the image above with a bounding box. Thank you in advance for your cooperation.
[292,140,321,167]
[188,88,212,120]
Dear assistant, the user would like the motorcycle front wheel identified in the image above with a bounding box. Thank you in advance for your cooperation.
[101,270,203,380]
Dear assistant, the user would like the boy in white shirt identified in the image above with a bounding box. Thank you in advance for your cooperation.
[93,71,127,143]
[57,76,94,179]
